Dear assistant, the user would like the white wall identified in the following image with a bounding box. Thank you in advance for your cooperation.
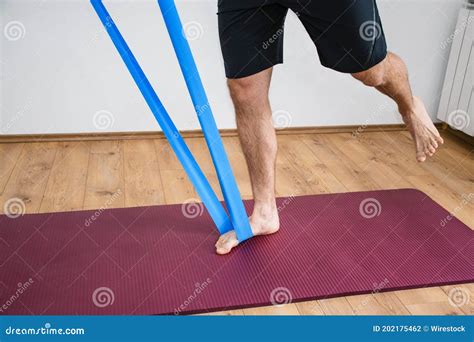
[0,0,465,134]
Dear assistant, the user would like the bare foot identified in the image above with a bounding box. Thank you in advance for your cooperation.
[215,204,280,255]
[402,96,444,162]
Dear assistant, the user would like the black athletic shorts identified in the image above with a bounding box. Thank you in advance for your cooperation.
[218,0,387,78]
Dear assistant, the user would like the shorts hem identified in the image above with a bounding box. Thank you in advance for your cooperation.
[323,49,388,74]
[226,61,283,79]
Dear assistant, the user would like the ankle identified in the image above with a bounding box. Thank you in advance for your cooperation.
[253,200,278,220]
[399,96,417,118]
[401,109,415,119]
[399,105,414,118]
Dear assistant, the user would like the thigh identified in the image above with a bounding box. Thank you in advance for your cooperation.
[289,0,387,73]
[218,4,289,79]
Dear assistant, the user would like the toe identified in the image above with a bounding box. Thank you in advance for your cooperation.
[417,150,426,162]
[427,145,436,155]
[430,138,438,149]
[416,141,427,162]
[215,231,239,255]
[215,239,229,254]
[216,245,232,255]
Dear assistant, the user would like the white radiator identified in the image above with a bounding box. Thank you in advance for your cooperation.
[437,1,474,136]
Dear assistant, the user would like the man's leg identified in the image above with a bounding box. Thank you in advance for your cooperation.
[215,68,280,255]
[352,52,444,162]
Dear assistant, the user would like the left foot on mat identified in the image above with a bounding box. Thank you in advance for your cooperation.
[215,205,280,255]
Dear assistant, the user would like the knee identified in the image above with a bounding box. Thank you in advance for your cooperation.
[351,64,386,87]
[227,77,262,107]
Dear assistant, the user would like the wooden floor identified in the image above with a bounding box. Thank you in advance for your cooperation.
[1,130,472,315]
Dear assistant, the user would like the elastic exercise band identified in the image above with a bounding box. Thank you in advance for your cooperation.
[90,0,232,234]
[157,0,253,241]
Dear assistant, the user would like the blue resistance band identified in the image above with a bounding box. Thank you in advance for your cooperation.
[90,0,232,235]
[157,0,253,242]
[90,0,253,241]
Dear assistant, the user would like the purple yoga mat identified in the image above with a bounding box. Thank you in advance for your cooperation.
[0,189,472,315]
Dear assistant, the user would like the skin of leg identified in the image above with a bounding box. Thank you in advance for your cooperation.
[351,52,444,162]
[215,67,280,254]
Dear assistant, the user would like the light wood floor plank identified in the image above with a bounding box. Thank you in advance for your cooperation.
[317,297,355,315]
[364,132,429,177]
[441,285,474,315]
[346,294,392,315]
[395,287,465,314]
[185,138,215,174]
[159,169,196,205]
[278,135,346,194]
[303,134,380,191]
[371,292,411,315]
[243,304,300,315]
[123,140,165,207]
[329,133,412,189]
[347,292,410,315]
[295,300,325,315]
[1,142,58,214]
[83,140,125,210]
[0,143,24,195]
[197,309,245,316]
[40,142,90,212]
[154,139,182,170]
